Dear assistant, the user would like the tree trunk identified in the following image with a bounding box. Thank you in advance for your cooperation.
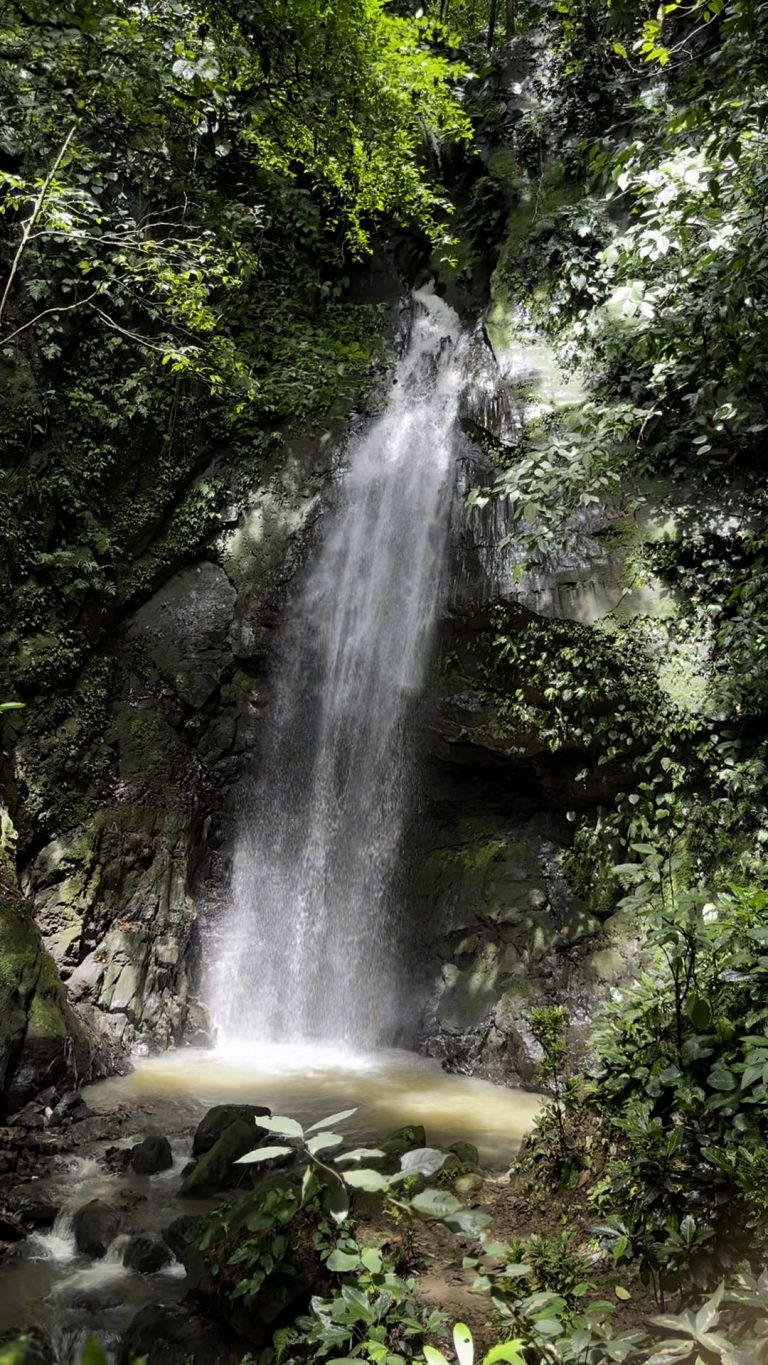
[486,0,499,48]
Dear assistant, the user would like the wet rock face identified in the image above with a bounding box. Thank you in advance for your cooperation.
[15,411,354,1059]
[410,788,634,1085]
[0,858,108,1116]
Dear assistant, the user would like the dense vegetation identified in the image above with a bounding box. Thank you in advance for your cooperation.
[3,0,768,1360]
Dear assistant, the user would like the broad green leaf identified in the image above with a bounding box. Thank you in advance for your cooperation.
[326,1248,362,1272]
[306,1109,358,1133]
[307,1132,344,1156]
[423,1348,451,1365]
[254,1115,304,1138]
[483,1343,526,1365]
[361,1246,383,1273]
[336,1148,386,1165]
[343,1168,389,1192]
[444,1210,492,1236]
[410,1189,461,1217]
[235,1144,293,1164]
[398,1148,446,1178]
[695,1283,724,1335]
[453,1323,474,1365]
[531,1319,564,1338]
[340,1285,375,1321]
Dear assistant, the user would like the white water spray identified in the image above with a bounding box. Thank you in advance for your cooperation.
[209,286,465,1048]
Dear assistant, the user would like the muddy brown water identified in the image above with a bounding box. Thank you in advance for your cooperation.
[0,1045,540,1358]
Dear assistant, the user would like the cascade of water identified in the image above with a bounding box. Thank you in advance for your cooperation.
[208,285,466,1049]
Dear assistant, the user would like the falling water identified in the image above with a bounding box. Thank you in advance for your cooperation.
[209,286,466,1048]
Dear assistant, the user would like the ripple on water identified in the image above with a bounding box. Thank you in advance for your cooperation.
[85,1042,541,1168]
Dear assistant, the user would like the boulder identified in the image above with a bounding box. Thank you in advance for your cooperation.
[448,1140,480,1168]
[123,1232,173,1274]
[72,1199,121,1258]
[11,1197,58,1227]
[454,1172,484,1199]
[192,1103,271,1157]
[130,1134,173,1175]
[379,1124,427,1170]
[181,1118,262,1196]
[0,1211,25,1241]
[121,1302,239,1365]
[162,1213,202,1261]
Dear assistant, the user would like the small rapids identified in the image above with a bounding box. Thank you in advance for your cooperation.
[0,1047,539,1354]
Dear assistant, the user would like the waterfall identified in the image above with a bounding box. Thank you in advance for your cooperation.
[209,285,466,1049]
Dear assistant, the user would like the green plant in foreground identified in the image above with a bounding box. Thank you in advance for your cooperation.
[423,1322,525,1365]
[235,1107,481,1227]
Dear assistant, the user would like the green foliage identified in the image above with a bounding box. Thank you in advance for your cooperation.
[0,0,471,793]
[276,1251,448,1365]
[0,0,471,379]
[529,1006,579,1173]
[587,884,768,1297]
[200,1178,330,1307]
[422,1323,525,1365]
[465,1233,647,1364]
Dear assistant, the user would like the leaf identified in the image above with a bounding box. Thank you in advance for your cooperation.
[306,1109,358,1133]
[443,1210,492,1236]
[695,1282,724,1335]
[235,1145,293,1164]
[254,1115,304,1138]
[340,1285,375,1322]
[343,1168,389,1192]
[453,1324,474,1365]
[398,1148,446,1178]
[307,1132,344,1156]
[361,1246,383,1273]
[336,1148,385,1165]
[423,1349,450,1365]
[326,1248,362,1272]
[530,1319,564,1338]
[615,1286,631,1300]
[0,702,25,712]
[707,1064,737,1091]
[410,1189,461,1217]
[483,1344,526,1365]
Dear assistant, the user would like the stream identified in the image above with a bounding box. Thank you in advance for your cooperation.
[0,1044,539,1353]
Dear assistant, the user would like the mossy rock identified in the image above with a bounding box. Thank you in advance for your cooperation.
[192,1102,271,1157]
[181,1117,264,1196]
[0,856,98,1113]
[454,1172,484,1200]
[448,1140,480,1168]
[379,1124,427,1171]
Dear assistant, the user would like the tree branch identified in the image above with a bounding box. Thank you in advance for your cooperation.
[0,124,76,327]
[1,289,103,345]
